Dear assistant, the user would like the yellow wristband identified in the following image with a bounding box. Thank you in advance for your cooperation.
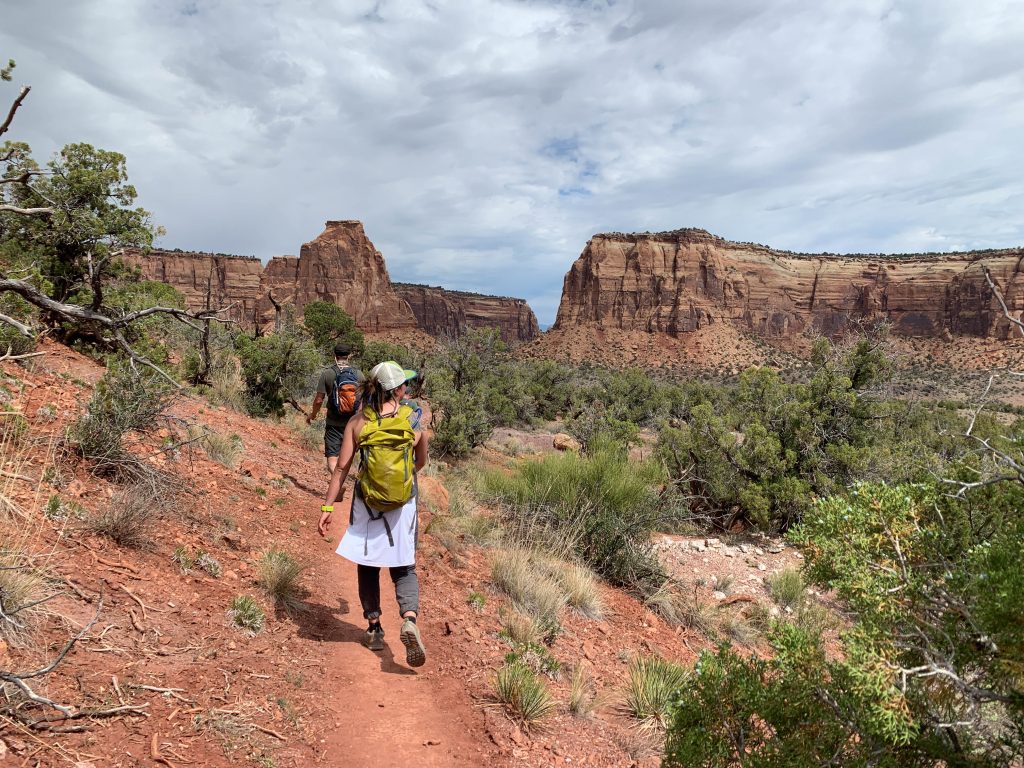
[320,505,333,513]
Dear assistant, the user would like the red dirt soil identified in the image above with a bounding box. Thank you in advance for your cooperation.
[1,340,492,767]
[1,339,813,767]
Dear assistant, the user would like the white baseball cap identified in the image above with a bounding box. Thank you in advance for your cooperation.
[370,361,417,391]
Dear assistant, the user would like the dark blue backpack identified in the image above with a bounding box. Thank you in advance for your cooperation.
[327,366,360,418]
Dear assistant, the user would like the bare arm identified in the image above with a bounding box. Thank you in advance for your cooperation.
[306,392,325,424]
[318,417,359,536]
[414,430,429,473]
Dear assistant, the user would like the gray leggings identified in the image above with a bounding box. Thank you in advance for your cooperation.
[357,564,419,620]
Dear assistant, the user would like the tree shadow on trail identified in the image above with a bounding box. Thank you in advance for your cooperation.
[288,597,415,676]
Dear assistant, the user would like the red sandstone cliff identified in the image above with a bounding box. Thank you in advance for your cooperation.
[393,283,540,343]
[269,220,417,332]
[554,229,1024,341]
[124,221,541,339]
[123,250,264,326]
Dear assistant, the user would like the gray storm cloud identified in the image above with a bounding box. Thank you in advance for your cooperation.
[2,0,1022,323]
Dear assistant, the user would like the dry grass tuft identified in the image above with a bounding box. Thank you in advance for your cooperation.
[89,483,164,548]
[0,550,49,647]
[490,548,565,640]
[537,555,604,619]
[203,431,243,468]
[257,549,305,610]
[767,568,806,609]
[644,581,716,637]
[499,606,543,647]
[718,611,760,646]
[568,663,595,718]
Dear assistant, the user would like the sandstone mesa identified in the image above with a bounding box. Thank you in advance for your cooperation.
[554,228,1024,345]
[126,220,541,343]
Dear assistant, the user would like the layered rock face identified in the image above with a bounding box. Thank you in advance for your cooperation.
[393,283,541,343]
[124,250,264,325]
[554,229,1024,341]
[124,221,540,338]
[278,220,417,331]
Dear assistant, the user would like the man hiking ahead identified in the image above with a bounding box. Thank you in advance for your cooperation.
[307,342,363,474]
[318,361,429,668]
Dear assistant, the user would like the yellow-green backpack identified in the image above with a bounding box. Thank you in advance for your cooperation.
[358,404,416,512]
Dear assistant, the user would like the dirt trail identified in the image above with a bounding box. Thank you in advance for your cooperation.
[299,478,496,767]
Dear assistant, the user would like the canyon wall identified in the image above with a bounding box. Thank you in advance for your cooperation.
[125,221,539,340]
[124,250,264,326]
[393,283,540,343]
[554,229,1024,341]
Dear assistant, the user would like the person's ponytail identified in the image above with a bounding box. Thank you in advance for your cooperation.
[361,378,387,419]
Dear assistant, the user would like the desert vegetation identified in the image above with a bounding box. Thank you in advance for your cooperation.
[1,56,1021,767]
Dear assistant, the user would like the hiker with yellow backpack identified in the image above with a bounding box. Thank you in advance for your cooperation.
[318,361,429,667]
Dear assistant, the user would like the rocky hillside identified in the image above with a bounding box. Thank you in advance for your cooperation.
[125,221,540,340]
[553,228,1024,344]
[393,283,540,344]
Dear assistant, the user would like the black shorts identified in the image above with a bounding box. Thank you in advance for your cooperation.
[324,423,346,458]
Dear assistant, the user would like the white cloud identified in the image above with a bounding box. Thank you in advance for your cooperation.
[2,0,1023,323]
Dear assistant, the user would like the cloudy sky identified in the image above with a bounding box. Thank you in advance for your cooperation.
[3,1,1023,323]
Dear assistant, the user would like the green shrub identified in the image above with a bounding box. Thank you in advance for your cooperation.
[302,301,363,356]
[493,660,556,728]
[70,361,176,481]
[665,630,876,766]
[623,655,689,729]
[667,480,1024,766]
[478,440,667,593]
[172,545,195,572]
[233,319,321,418]
[430,389,493,458]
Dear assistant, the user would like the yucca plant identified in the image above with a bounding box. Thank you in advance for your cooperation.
[624,655,689,729]
[494,660,556,728]
[228,595,265,635]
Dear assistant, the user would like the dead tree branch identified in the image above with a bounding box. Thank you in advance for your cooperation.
[0,277,234,386]
[983,266,1024,339]
[0,85,29,137]
[0,204,51,216]
[0,311,32,336]
[0,593,104,717]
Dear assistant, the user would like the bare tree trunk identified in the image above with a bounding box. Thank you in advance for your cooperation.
[267,289,282,333]
[189,263,215,387]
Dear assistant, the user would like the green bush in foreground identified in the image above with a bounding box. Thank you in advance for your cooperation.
[667,481,1024,767]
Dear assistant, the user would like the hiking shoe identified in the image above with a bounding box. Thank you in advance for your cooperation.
[365,624,385,652]
[400,619,426,667]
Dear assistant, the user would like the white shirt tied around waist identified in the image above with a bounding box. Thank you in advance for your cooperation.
[336,490,417,567]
